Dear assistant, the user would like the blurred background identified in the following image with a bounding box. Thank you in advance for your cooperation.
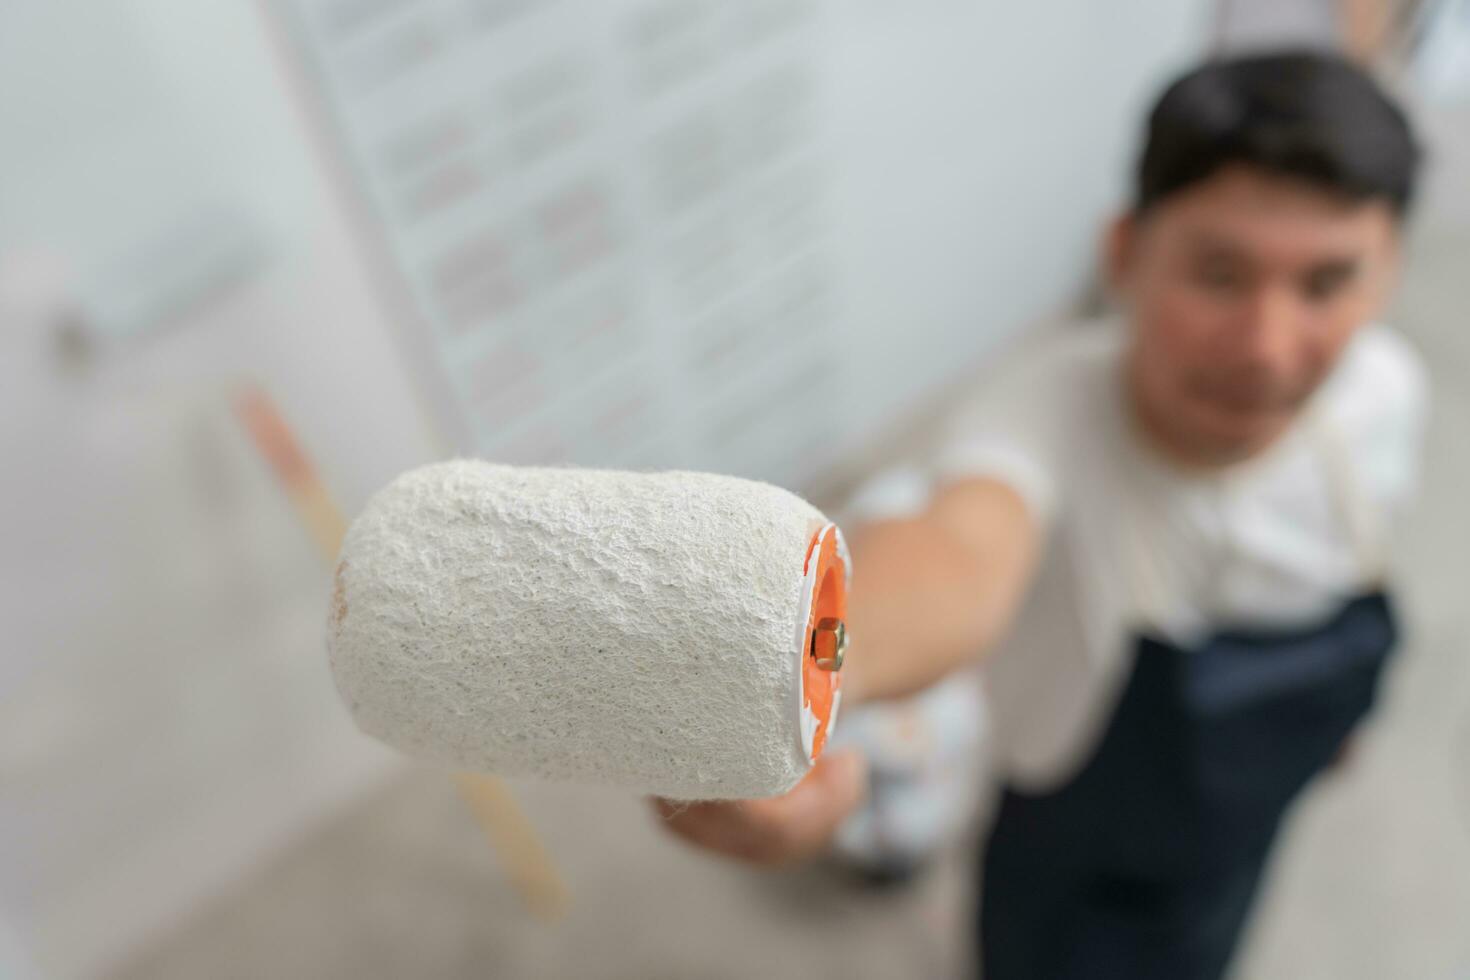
[2,0,1467,977]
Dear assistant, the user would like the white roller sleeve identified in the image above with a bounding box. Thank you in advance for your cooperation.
[328,460,841,799]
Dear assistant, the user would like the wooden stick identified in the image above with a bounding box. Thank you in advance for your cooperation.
[233,384,570,918]
[452,772,570,919]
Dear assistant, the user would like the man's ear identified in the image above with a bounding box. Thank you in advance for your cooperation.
[1373,210,1405,306]
[1102,212,1137,298]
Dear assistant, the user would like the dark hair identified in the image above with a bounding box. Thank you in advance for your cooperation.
[1136,50,1421,216]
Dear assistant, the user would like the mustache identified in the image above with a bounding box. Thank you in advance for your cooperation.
[1186,372,1308,411]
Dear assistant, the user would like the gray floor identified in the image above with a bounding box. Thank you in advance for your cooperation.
[118,773,976,980]
[116,106,1470,980]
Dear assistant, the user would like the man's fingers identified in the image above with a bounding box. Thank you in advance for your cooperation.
[729,751,868,864]
[754,750,868,855]
[650,750,869,866]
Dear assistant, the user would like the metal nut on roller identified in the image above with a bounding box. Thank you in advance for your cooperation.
[811,616,847,672]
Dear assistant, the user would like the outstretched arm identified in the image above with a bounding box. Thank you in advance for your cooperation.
[656,475,1041,865]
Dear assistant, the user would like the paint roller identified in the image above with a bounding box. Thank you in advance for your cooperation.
[328,460,851,800]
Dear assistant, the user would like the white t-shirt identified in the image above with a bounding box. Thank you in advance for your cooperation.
[844,317,1428,790]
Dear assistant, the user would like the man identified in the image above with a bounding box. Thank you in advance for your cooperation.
[658,49,1426,979]
[664,49,1422,975]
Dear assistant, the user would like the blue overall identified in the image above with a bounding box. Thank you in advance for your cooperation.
[977,419,1399,980]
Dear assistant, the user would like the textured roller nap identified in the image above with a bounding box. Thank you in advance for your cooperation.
[328,460,830,799]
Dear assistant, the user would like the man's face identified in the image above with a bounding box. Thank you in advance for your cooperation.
[1111,164,1401,465]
